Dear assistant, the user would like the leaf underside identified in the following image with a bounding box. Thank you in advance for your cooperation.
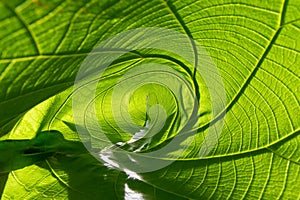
[0,0,299,199]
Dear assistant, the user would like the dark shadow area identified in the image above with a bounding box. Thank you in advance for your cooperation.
[0,130,126,199]
[0,173,8,195]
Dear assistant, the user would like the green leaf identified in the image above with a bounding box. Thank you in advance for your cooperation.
[0,0,299,199]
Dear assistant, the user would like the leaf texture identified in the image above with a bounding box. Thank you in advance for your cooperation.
[0,0,299,199]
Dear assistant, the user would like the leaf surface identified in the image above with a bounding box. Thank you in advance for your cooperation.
[0,0,299,199]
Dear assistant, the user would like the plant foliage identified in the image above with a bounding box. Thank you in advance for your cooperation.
[0,0,299,199]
